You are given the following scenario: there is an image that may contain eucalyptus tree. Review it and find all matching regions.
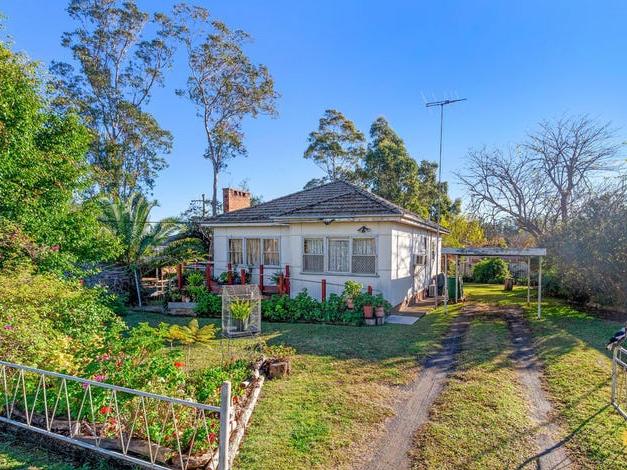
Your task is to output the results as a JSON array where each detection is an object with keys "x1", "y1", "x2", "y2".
[
  {"x1": 51, "y1": 0, "x2": 177, "y2": 198},
  {"x1": 173, "y1": 4, "x2": 278, "y2": 216},
  {"x1": 359, "y1": 117, "x2": 459, "y2": 220},
  {"x1": 303, "y1": 109, "x2": 366, "y2": 182}
]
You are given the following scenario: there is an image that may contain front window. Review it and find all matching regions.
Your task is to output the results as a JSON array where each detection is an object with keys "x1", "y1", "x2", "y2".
[
  {"x1": 228, "y1": 239, "x2": 243, "y2": 266},
  {"x1": 352, "y1": 238, "x2": 376, "y2": 274},
  {"x1": 303, "y1": 238, "x2": 324, "y2": 272},
  {"x1": 328, "y1": 239, "x2": 350, "y2": 273},
  {"x1": 246, "y1": 239, "x2": 260, "y2": 265},
  {"x1": 263, "y1": 238, "x2": 280, "y2": 266}
]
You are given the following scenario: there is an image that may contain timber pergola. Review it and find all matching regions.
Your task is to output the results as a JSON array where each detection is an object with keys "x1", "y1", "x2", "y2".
[{"x1": 441, "y1": 247, "x2": 547, "y2": 317}]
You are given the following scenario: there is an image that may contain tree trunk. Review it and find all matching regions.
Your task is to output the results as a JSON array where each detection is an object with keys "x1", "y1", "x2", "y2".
[
  {"x1": 134, "y1": 268, "x2": 143, "y2": 307},
  {"x1": 212, "y1": 160, "x2": 218, "y2": 216}
]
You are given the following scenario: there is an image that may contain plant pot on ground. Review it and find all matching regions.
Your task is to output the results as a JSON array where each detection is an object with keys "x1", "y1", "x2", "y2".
[
  {"x1": 504, "y1": 277, "x2": 514, "y2": 291},
  {"x1": 373, "y1": 294, "x2": 391, "y2": 318}
]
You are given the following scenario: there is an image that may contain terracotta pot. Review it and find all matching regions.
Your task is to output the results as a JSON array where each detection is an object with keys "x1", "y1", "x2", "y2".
[
  {"x1": 375, "y1": 306, "x2": 385, "y2": 318},
  {"x1": 504, "y1": 278, "x2": 514, "y2": 291},
  {"x1": 346, "y1": 298, "x2": 354, "y2": 310},
  {"x1": 363, "y1": 305, "x2": 374, "y2": 318}
]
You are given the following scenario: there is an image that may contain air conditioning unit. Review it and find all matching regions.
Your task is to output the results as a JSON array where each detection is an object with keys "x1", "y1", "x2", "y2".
[{"x1": 428, "y1": 284, "x2": 437, "y2": 297}]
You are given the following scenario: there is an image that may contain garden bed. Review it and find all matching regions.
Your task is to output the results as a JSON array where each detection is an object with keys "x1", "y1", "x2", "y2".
[{"x1": 0, "y1": 355, "x2": 284, "y2": 470}]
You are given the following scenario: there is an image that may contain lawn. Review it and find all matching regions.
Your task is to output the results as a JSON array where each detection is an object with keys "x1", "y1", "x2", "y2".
[
  {"x1": 411, "y1": 316, "x2": 536, "y2": 469},
  {"x1": 123, "y1": 307, "x2": 459, "y2": 470},
  {"x1": 465, "y1": 283, "x2": 627, "y2": 469}
]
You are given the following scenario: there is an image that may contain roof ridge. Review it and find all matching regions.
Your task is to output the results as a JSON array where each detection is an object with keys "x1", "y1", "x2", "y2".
[{"x1": 209, "y1": 179, "x2": 342, "y2": 219}]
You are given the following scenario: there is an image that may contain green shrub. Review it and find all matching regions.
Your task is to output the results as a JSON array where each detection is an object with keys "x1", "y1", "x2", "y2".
[
  {"x1": 194, "y1": 290, "x2": 222, "y2": 317},
  {"x1": 185, "y1": 271, "x2": 205, "y2": 287},
  {"x1": 342, "y1": 280, "x2": 362, "y2": 299},
  {"x1": 261, "y1": 290, "x2": 368, "y2": 326},
  {"x1": 0, "y1": 268, "x2": 124, "y2": 372},
  {"x1": 472, "y1": 258, "x2": 510, "y2": 284}
]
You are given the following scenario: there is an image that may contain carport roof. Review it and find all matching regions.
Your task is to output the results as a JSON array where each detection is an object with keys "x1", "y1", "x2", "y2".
[{"x1": 441, "y1": 247, "x2": 546, "y2": 256}]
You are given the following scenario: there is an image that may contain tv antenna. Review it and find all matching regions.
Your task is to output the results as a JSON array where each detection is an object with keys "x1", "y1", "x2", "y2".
[{"x1": 425, "y1": 97, "x2": 466, "y2": 307}]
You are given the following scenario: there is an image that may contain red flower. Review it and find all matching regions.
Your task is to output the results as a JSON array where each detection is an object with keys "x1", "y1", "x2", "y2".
[
  {"x1": 232, "y1": 396, "x2": 239, "y2": 404},
  {"x1": 208, "y1": 432, "x2": 217, "y2": 443},
  {"x1": 50, "y1": 245, "x2": 60, "y2": 252},
  {"x1": 99, "y1": 406, "x2": 112, "y2": 415},
  {"x1": 174, "y1": 361, "x2": 185, "y2": 368}
]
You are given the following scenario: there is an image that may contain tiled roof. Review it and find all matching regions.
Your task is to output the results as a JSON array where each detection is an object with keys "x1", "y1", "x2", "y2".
[{"x1": 202, "y1": 180, "x2": 444, "y2": 231}]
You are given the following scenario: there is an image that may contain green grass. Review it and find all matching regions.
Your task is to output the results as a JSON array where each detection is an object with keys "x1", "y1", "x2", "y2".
[
  {"x1": 0, "y1": 431, "x2": 87, "y2": 470},
  {"x1": 465, "y1": 283, "x2": 627, "y2": 469},
  {"x1": 122, "y1": 307, "x2": 460, "y2": 470},
  {"x1": 411, "y1": 317, "x2": 536, "y2": 469}
]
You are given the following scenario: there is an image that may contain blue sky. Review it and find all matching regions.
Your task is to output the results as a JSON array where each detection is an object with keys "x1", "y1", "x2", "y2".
[{"x1": 3, "y1": 1, "x2": 627, "y2": 219}]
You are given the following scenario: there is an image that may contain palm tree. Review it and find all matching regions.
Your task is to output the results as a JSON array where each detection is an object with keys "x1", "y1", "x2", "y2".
[{"x1": 100, "y1": 193, "x2": 204, "y2": 306}]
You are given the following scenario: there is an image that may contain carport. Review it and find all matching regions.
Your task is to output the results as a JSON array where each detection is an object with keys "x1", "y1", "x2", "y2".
[{"x1": 441, "y1": 247, "x2": 547, "y2": 317}]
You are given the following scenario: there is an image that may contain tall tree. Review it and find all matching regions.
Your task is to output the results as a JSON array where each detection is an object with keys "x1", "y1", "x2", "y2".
[
  {"x1": 51, "y1": 0, "x2": 176, "y2": 198},
  {"x1": 0, "y1": 41, "x2": 119, "y2": 272},
  {"x1": 458, "y1": 116, "x2": 619, "y2": 239},
  {"x1": 359, "y1": 117, "x2": 459, "y2": 220},
  {"x1": 303, "y1": 109, "x2": 366, "y2": 182},
  {"x1": 173, "y1": 4, "x2": 278, "y2": 216}
]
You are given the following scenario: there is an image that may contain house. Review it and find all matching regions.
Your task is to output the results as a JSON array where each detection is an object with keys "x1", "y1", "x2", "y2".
[{"x1": 201, "y1": 181, "x2": 447, "y2": 307}]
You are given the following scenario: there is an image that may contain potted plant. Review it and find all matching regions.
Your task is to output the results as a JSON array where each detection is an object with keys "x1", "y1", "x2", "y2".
[
  {"x1": 355, "y1": 292, "x2": 374, "y2": 319},
  {"x1": 373, "y1": 294, "x2": 389, "y2": 318},
  {"x1": 342, "y1": 280, "x2": 362, "y2": 310},
  {"x1": 230, "y1": 299, "x2": 252, "y2": 331}
]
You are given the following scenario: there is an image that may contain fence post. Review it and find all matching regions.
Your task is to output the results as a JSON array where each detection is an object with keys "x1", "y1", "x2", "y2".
[
  {"x1": 285, "y1": 265, "x2": 290, "y2": 296},
  {"x1": 205, "y1": 263, "x2": 212, "y2": 290},
  {"x1": 227, "y1": 263, "x2": 233, "y2": 285},
  {"x1": 259, "y1": 265, "x2": 264, "y2": 294},
  {"x1": 278, "y1": 274, "x2": 284, "y2": 294},
  {"x1": 219, "y1": 381, "x2": 232, "y2": 470},
  {"x1": 367, "y1": 285, "x2": 372, "y2": 295},
  {"x1": 177, "y1": 264, "x2": 183, "y2": 290},
  {"x1": 240, "y1": 268, "x2": 246, "y2": 285},
  {"x1": 321, "y1": 279, "x2": 327, "y2": 302}
]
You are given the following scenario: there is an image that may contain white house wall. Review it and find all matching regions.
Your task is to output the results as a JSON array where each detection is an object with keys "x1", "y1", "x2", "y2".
[{"x1": 211, "y1": 220, "x2": 441, "y2": 307}]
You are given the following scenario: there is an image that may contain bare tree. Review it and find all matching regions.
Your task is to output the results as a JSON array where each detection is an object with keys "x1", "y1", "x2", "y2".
[
  {"x1": 173, "y1": 4, "x2": 278, "y2": 216},
  {"x1": 458, "y1": 116, "x2": 620, "y2": 239}
]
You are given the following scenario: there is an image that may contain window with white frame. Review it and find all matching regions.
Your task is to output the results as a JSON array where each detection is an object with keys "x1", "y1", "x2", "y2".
[
  {"x1": 303, "y1": 238, "x2": 324, "y2": 272},
  {"x1": 228, "y1": 239, "x2": 243, "y2": 266},
  {"x1": 246, "y1": 238, "x2": 261, "y2": 265},
  {"x1": 263, "y1": 238, "x2": 280, "y2": 266},
  {"x1": 328, "y1": 238, "x2": 350, "y2": 273},
  {"x1": 352, "y1": 238, "x2": 376, "y2": 274}
]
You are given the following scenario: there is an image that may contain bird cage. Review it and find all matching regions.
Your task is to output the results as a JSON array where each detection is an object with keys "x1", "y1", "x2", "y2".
[{"x1": 222, "y1": 284, "x2": 262, "y2": 338}]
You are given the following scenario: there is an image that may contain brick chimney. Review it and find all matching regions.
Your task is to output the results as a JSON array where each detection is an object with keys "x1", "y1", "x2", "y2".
[{"x1": 223, "y1": 188, "x2": 251, "y2": 213}]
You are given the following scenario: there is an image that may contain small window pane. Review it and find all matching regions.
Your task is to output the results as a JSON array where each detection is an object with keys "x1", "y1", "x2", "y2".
[
  {"x1": 352, "y1": 238, "x2": 376, "y2": 274},
  {"x1": 263, "y1": 239, "x2": 279, "y2": 266},
  {"x1": 303, "y1": 238, "x2": 324, "y2": 272},
  {"x1": 246, "y1": 239, "x2": 260, "y2": 265},
  {"x1": 328, "y1": 239, "x2": 350, "y2": 272},
  {"x1": 228, "y1": 239, "x2": 243, "y2": 266}
]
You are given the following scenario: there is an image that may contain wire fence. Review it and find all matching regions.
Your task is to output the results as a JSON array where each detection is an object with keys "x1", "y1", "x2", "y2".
[
  {"x1": 0, "y1": 361, "x2": 232, "y2": 470},
  {"x1": 612, "y1": 343, "x2": 627, "y2": 420}
]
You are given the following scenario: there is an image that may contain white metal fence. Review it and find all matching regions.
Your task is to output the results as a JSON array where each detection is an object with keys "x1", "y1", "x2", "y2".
[
  {"x1": 611, "y1": 344, "x2": 627, "y2": 420},
  {"x1": 0, "y1": 360, "x2": 232, "y2": 469}
]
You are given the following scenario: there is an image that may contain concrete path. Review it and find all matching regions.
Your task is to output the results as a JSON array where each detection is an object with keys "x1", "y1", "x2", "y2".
[
  {"x1": 504, "y1": 308, "x2": 575, "y2": 469},
  {"x1": 360, "y1": 311, "x2": 471, "y2": 470}
]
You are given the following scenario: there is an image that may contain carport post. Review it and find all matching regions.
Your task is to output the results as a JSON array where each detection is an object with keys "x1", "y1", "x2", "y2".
[
  {"x1": 455, "y1": 255, "x2": 459, "y2": 303},
  {"x1": 444, "y1": 255, "x2": 448, "y2": 313},
  {"x1": 537, "y1": 256, "x2": 542, "y2": 318},
  {"x1": 527, "y1": 257, "x2": 531, "y2": 305}
]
